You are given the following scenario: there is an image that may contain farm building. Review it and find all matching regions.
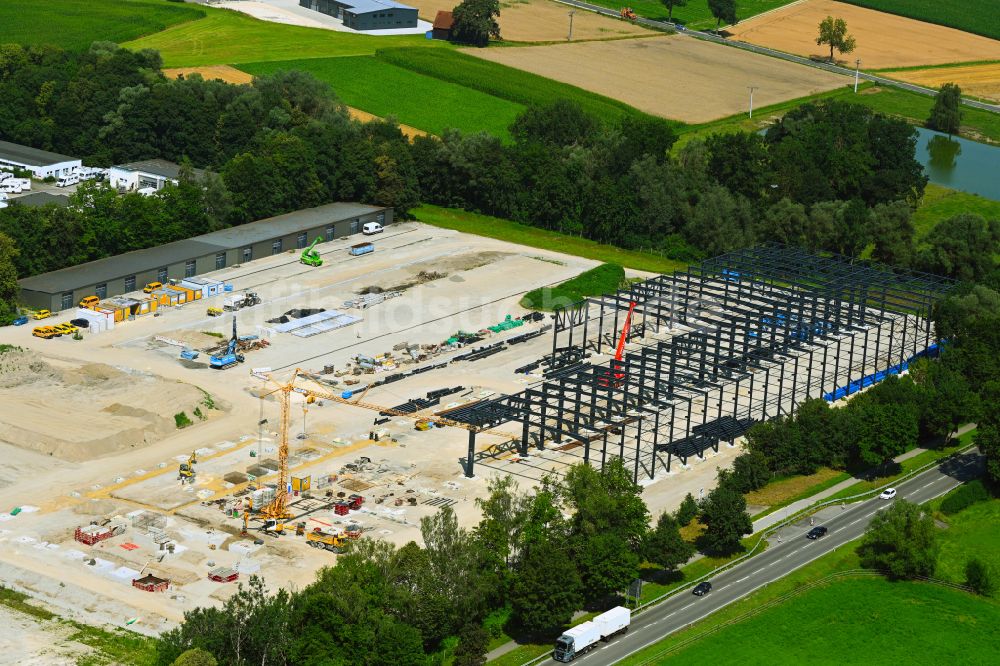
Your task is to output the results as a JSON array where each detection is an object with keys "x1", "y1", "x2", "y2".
[
  {"x1": 0, "y1": 139, "x2": 81, "y2": 179},
  {"x1": 108, "y1": 159, "x2": 208, "y2": 192},
  {"x1": 432, "y1": 10, "x2": 454, "y2": 40},
  {"x1": 18, "y1": 202, "x2": 393, "y2": 312},
  {"x1": 299, "y1": 0, "x2": 418, "y2": 31}
]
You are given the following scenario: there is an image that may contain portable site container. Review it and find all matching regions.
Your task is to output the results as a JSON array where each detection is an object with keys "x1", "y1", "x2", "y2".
[
  {"x1": 75, "y1": 307, "x2": 114, "y2": 333},
  {"x1": 149, "y1": 288, "x2": 179, "y2": 307},
  {"x1": 167, "y1": 284, "x2": 201, "y2": 303},
  {"x1": 181, "y1": 277, "x2": 224, "y2": 299},
  {"x1": 100, "y1": 296, "x2": 151, "y2": 322}
]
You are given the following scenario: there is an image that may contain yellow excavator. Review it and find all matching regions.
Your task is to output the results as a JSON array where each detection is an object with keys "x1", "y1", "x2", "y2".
[{"x1": 178, "y1": 451, "x2": 197, "y2": 483}]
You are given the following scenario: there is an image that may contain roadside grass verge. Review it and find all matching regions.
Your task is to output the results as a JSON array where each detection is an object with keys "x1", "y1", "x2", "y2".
[
  {"x1": 238, "y1": 56, "x2": 523, "y2": 139},
  {"x1": 412, "y1": 204, "x2": 686, "y2": 274},
  {"x1": 122, "y1": 5, "x2": 443, "y2": 67},
  {"x1": 0, "y1": 0, "x2": 203, "y2": 51},
  {"x1": 520, "y1": 264, "x2": 625, "y2": 310},
  {"x1": 747, "y1": 468, "x2": 851, "y2": 521},
  {"x1": 914, "y1": 184, "x2": 1000, "y2": 239}
]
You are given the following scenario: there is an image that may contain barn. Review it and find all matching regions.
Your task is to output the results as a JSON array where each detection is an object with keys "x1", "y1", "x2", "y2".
[
  {"x1": 299, "y1": 0, "x2": 418, "y2": 31},
  {"x1": 432, "y1": 10, "x2": 454, "y2": 40}
]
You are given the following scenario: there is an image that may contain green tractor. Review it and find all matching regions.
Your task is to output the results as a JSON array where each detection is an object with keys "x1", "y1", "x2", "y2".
[{"x1": 300, "y1": 237, "x2": 323, "y2": 267}]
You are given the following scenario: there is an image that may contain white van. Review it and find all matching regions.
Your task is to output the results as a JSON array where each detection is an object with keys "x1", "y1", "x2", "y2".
[
  {"x1": 56, "y1": 173, "x2": 79, "y2": 187},
  {"x1": 363, "y1": 222, "x2": 384, "y2": 235}
]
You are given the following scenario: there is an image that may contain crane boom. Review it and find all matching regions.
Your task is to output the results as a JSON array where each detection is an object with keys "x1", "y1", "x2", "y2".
[{"x1": 614, "y1": 301, "x2": 637, "y2": 362}]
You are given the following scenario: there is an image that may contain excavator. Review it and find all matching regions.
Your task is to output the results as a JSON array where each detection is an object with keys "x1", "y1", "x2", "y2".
[
  {"x1": 209, "y1": 317, "x2": 245, "y2": 370},
  {"x1": 300, "y1": 237, "x2": 323, "y2": 267},
  {"x1": 178, "y1": 451, "x2": 197, "y2": 483},
  {"x1": 598, "y1": 301, "x2": 637, "y2": 390}
]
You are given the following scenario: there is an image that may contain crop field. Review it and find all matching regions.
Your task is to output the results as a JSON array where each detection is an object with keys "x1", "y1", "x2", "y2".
[
  {"x1": 0, "y1": 0, "x2": 203, "y2": 51},
  {"x1": 376, "y1": 48, "x2": 669, "y2": 128},
  {"x1": 238, "y1": 57, "x2": 524, "y2": 139},
  {"x1": 581, "y1": 0, "x2": 793, "y2": 30},
  {"x1": 728, "y1": 0, "x2": 1000, "y2": 68},
  {"x1": 464, "y1": 35, "x2": 848, "y2": 123},
  {"x1": 842, "y1": 0, "x2": 1000, "y2": 41},
  {"x1": 122, "y1": 5, "x2": 442, "y2": 67},
  {"x1": 888, "y1": 63, "x2": 1000, "y2": 103},
  {"x1": 400, "y1": 0, "x2": 653, "y2": 41}
]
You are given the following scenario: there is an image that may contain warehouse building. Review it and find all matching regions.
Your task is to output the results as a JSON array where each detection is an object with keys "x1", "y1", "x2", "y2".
[
  {"x1": 108, "y1": 159, "x2": 208, "y2": 192},
  {"x1": 299, "y1": 0, "x2": 418, "y2": 31},
  {"x1": 18, "y1": 202, "x2": 392, "y2": 312},
  {"x1": 0, "y1": 139, "x2": 81, "y2": 179}
]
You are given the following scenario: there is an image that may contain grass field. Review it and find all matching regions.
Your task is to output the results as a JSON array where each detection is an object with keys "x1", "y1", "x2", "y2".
[
  {"x1": 239, "y1": 57, "x2": 523, "y2": 139},
  {"x1": 521, "y1": 264, "x2": 625, "y2": 310},
  {"x1": 583, "y1": 0, "x2": 793, "y2": 30},
  {"x1": 933, "y1": 496, "x2": 1000, "y2": 593},
  {"x1": 122, "y1": 5, "x2": 442, "y2": 67},
  {"x1": 0, "y1": 0, "x2": 203, "y2": 51},
  {"x1": 913, "y1": 185, "x2": 1000, "y2": 238},
  {"x1": 412, "y1": 205, "x2": 686, "y2": 274},
  {"x1": 375, "y1": 48, "x2": 668, "y2": 128},
  {"x1": 842, "y1": 0, "x2": 1000, "y2": 41}
]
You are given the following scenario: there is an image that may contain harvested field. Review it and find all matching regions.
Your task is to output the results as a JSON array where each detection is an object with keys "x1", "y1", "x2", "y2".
[
  {"x1": 464, "y1": 35, "x2": 849, "y2": 123},
  {"x1": 889, "y1": 63, "x2": 1000, "y2": 103},
  {"x1": 728, "y1": 0, "x2": 1000, "y2": 69},
  {"x1": 403, "y1": 0, "x2": 654, "y2": 41},
  {"x1": 164, "y1": 66, "x2": 428, "y2": 138}
]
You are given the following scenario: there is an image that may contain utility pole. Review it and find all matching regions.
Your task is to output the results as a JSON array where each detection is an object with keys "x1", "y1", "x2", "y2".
[
  {"x1": 747, "y1": 86, "x2": 758, "y2": 119},
  {"x1": 854, "y1": 58, "x2": 862, "y2": 93},
  {"x1": 567, "y1": 10, "x2": 575, "y2": 41}
]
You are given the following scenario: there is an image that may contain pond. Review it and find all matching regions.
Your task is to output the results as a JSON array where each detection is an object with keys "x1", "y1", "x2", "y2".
[{"x1": 914, "y1": 127, "x2": 1000, "y2": 201}]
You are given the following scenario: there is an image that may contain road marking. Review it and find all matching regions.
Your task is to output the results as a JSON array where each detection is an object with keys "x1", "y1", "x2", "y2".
[
  {"x1": 920, "y1": 482, "x2": 934, "y2": 490},
  {"x1": 734, "y1": 576, "x2": 749, "y2": 583},
  {"x1": 664, "y1": 611, "x2": 676, "y2": 618},
  {"x1": 848, "y1": 518, "x2": 863, "y2": 526}
]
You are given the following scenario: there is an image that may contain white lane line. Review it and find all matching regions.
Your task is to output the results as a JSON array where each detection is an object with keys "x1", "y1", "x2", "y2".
[
  {"x1": 849, "y1": 518, "x2": 863, "y2": 526},
  {"x1": 734, "y1": 576, "x2": 749, "y2": 583},
  {"x1": 664, "y1": 611, "x2": 676, "y2": 618},
  {"x1": 920, "y1": 482, "x2": 934, "y2": 490}
]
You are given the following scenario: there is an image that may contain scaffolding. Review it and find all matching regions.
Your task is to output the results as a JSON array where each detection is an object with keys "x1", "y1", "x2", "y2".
[{"x1": 454, "y1": 244, "x2": 955, "y2": 482}]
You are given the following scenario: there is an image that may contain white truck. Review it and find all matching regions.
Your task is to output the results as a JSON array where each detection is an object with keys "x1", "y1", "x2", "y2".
[
  {"x1": 222, "y1": 291, "x2": 262, "y2": 311},
  {"x1": 553, "y1": 606, "x2": 630, "y2": 662}
]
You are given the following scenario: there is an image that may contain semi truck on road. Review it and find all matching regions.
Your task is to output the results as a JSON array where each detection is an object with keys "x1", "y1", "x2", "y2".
[{"x1": 553, "y1": 606, "x2": 630, "y2": 662}]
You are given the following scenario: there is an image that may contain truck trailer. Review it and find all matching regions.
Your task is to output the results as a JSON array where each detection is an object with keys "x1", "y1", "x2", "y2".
[
  {"x1": 349, "y1": 242, "x2": 374, "y2": 256},
  {"x1": 553, "y1": 606, "x2": 630, "y2": 662}
]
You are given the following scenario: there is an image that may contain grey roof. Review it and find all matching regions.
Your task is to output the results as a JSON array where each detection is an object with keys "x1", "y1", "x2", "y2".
[
  {"x1": 339, "y1": 0, "x2": 415, "y2": 13},
  {"x1": 18, "y1": 202, "x2": 383, "y2": 294},
  {"x1": 8, "y1": 192, "x2": 70, "y2": 208},
  {"x1": 112, "y1": 159, "x2": 207, "y2": 180},
  {"x1": 0, "y1": 140, "x2": 78, "y2": 167}
]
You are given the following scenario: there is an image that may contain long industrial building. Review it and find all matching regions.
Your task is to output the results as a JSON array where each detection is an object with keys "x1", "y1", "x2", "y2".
[{"x1": 18, "y1": 202, "x2": 392, "y2": 311}]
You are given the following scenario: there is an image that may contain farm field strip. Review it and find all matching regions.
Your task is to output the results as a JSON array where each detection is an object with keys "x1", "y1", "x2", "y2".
[
  {"x1": 841, "y1": 0, "x2": 1000, "y2": 42},
  {"x1": 887, "y1": 63, "x2": 1000, "y2": 104},
  {"x1": 727, "y1": 0, "x2": 1000, "y2": 69},
  {"x1": 572, "y1": 0, "x2": 796, "y2": 30}
]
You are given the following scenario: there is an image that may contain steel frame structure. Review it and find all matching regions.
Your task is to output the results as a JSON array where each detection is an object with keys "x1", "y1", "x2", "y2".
[{"x1": 454, "y1": 245, "x2": 954, "y2": 481}]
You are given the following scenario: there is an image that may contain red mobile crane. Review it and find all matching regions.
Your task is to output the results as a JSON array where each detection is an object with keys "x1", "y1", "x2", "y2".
[{"x1": 598, "y1": 301, "x2": 637, "y2": 389}]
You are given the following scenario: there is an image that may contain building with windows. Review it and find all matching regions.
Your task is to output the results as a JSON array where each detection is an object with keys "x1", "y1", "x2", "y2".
[
  {"x1": 18, "y1": 202, "x2": 392, "y2": 312},
  {"x1": 0, "y1": 140, "x2": 81, "y2": 179},
  {"x1": 108, "y1": 159, "x2": 208, "y2": 192},
  {"x1": 299, "y1": 0, "x2": 418, "y2": 31}
]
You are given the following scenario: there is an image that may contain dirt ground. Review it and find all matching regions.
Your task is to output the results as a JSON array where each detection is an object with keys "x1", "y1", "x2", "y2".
[
  {"x1": 464, "y1": 34, "x2": 849, "y2": 123},
  {"x1": 163, "y1": 66, "x2": 429, "y2": 138},
  {"x1": 889, "y1": 63, "x2": 1000, "y2": 103},
  {"x1": 728, "y1": 0, "x2": 1000, "y2": 69},
  {"x1": 403, "y1": 0, "x2": 654, "y2": 41}
]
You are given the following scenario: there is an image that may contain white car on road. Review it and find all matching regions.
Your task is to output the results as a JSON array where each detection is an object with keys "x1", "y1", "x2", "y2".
[{"x1": 879, "y1": 488, "x2": 897, "y2": 500}]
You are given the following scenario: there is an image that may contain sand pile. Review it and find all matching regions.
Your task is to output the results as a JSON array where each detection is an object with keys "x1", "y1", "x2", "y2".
[{"x1": 0, "y1": 349, "x2": 223, "y2": 461}]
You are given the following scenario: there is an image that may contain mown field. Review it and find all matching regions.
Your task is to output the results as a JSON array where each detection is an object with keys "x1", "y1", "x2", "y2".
[
  {"x1": 584, "y1": 0, "x2": 793, "y2": 29},
  {"x1": 122, "y1": 5, "x2": 442, "y2": 67},
  {"x1": 521, "y1": 263, "x2": 626, "y2": 310},
  {"x1": 238, "y1": 56, "x2": 524, "y2": 139},
  {"x1": 0, "y1": 0, "x2": 203, "y2": 51},
  {"x1": 933, "y1": 496, "x2": 1000, "y2": 593},
  {"x1": 913, "y1": 185, "x2": 1000, "y2": 238},
  {"x1": 842, "y1": 0, "x2": 1000, "y2": 41}
]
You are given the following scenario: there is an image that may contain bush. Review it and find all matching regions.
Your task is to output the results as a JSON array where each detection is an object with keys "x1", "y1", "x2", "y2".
[
  {"x1": 175, "y1": 412, "x2": 193, "y2": 429},
  {"x1": 520, "y1": 263, "x2": 625, "y2": 311},
  {"x1": 940, "y1": 479, "x2": 989, "y2": 515},
  {"x1": 676, "y1": 492, "x2": 699, "y2": 526},
  {"x1": 482, "y1": 606, "x2": 510, "y2": 639},
  {"x1": 966, "y1": 558, "x2": 997, "y2": 596}
]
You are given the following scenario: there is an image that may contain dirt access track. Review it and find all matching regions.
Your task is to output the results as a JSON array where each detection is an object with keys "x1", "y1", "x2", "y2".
[
  {"x1": 163, "y1": 66, "x2": 428, "y2": 138},
  {"x1": 404, "y1": 0, "x2": 654, "y2": 41},
  {"x1": 889, "y1": 63, "x2": 1000, "y2": 103},
  {"x1": 728, "y1": 0, "x2": 1000, "y2": 69},
  {"x1": 465, "y1": 35, "x2": 848, "y2": 123}
]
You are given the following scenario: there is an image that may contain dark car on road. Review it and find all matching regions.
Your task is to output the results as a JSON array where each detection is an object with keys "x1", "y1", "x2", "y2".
[
  {"x1": 806, "y1": 526, "x2": 828, "y2": 540},
  {"x1": 692, "y1": 581, "x2": 712, "y2": 596}
]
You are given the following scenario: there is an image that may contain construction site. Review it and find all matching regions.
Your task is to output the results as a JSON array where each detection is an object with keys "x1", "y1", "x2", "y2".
[{"x1": 0, "y1": 219, "x2": 953, "y2": 634}]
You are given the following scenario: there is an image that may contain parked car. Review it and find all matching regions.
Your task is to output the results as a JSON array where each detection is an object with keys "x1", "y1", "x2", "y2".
[
  {"x1": 806, "y1": 526, "x2": 828, "y2": 540},
  {"x1": 12, "y1": 315, "x2": 28, "y2": 326},
  {"x1": 33, "y1": 309, "x2": 51, "y2": 320},
  {"x1": 362, "y1": 222, "x2": 384, "y2": 235},
  {"x1": 79, "y1": 295, "x2": 99, "y2": 308},
  {"x1": 32, "y1": 325, "x2": 58, "y2": 339},
  {"x1": 879, "y1": 488, "x2": 897, "y2": 500},
  {"x1": 69, "y1": 318, "x2": 90, "y2": 328},
  {"x1": 692, "y1": 581, "x2": 712, "y2": 596},
  {"x1": 143, "y1": 281, "x2": 163, "y2": 293}
]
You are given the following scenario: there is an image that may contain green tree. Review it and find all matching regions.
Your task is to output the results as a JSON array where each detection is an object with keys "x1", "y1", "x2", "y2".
[
  {"x1": 759, "y1": 198, "x2": 809, "y2": 248},
  {"x1": 575, "y1": 531, "x2": 641, "y2": 599},
  {"x1": 975, "y1": 424, "x2": 1000, "y2": 488},
  {"x1": 707, "y1": 0, "x2": 737, "y2": 31},
  {"x1": 966, "y1": 557, "x2": 997, "y2": 596},
  {"x1": 660, "y1": 0, "x2": 686, "y2": 23},
  {"x1": 511, "y1": 540, "x2": 583, "y2": 632},
  {"x1": 928, "y1": 82, "x2": 963, "y2": 136},
  {"x1": 856, "y1": 401, "x2": 917, "y2": 472},
  {"x1": 914, "y1": 361, "x2": 978, "y2": 443},
  {"x1": 730, "y1": 449, "x2": 771, "y2": 493},
  {"x1": 421, "y1": 505, "x2": 487, "y2": 636},
  {"x1": 919, "y1": 213, "x2": 1000, "y2": 283},
  {"x1": 699, "y1": 480, "x2": 752, "y2": 555},
  {"x1": 816, "y1": 16, "x2": 856, "y2": 62},
  {"x1": 170, "y1": 649, "x2": 217, "y2": 666},
  {"x1": 453, "y1": 623, "x2": 490, "y2": 666},
  {"x1": 704, "y1": 131, "x2": 770, "y2": 201},
  {"x1": 474, "y1": 475, "x2": 529, "y2": 597},
  {"x1": 451, "y1": 0, "x2": 501, "y2": 47},
  {"x1": 0, "y1": 232, "x2": 20, "y2": 324},
  {"x1": 644, "y1": 512, "x2": 695, "y2": 571},
  {"x1": 857, "y1": 500, "x2": 939, "y2": 579},
  {"x1": 511, "y1": 99, "x2": 598, "y2": 148},
  {"x1": 870, "y1": 200, "x2": 916, "y2": 267},
  {"x1": 676, "y1": 492, "x2": 699, "y2": 526}
]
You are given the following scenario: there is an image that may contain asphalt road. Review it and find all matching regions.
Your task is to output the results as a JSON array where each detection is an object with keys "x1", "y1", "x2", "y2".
[
  {"x1": 554, "y1": 0, "x2": 1000, "y2": 115},
  {"x1": 541, "y1": 450, "x2": 982, "y2": 665}
]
